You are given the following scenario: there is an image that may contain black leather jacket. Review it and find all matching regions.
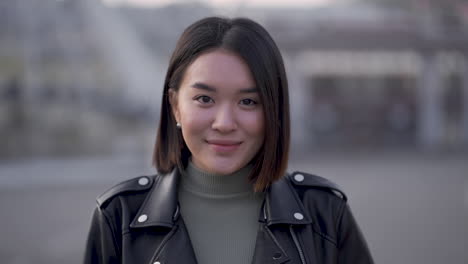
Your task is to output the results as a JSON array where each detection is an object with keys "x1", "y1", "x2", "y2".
[{"x1": 84, "y1": 169, "x2": 374, "y2": 264}]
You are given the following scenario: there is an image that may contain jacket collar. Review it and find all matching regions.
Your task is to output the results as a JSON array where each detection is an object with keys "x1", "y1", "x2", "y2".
[
  {"x1": 261, "y1": 174, "x2": 312, "y2": 226},
  {"x1": 130, "y1": 169, "x2": 311, "y2": 228},
  {"x1": 130, "y1": 169, "x2": 180, "y2": 228}
]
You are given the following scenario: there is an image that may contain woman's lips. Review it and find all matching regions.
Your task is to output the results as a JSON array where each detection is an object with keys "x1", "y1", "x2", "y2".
[{"x1": 206, "y1": 140, "x2": 242, "y2": 152}]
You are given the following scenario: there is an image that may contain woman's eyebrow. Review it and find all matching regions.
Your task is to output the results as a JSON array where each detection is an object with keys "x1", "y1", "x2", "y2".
[
  {"x1": 239, "y1": 87, "x2": 258, "y2": 93},
  {"x1": 191, "y1": 82, "x2": 216, "y2": 92},
  {"x1": 191, "y1": 82, "x2": 258, "y2": 93}
]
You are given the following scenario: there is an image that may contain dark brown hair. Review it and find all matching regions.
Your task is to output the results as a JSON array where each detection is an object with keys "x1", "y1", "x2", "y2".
[{"x1": 153, "y1": 16, "x2": 290, "y2": 191}]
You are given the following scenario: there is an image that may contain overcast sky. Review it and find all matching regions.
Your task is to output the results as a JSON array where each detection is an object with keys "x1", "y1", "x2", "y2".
[{"x1": 102, "y1": 0, "x2": 338, "y2": 8}]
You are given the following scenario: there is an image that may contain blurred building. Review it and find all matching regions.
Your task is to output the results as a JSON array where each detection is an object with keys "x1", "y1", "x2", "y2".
[
  {"x1": 262, "y1": 1, "x2": 468, "y2": 152},
  {"x1": 1, "y1": 0, "x2": 467, "y2": 158},
  {"x1": 0, "y1": 0, "x2": 170, "y2": 158}
]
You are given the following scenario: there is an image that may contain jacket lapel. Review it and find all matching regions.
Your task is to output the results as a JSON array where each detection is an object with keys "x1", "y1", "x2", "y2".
[
  {"x1": 251, "y1": 224, "x2": 291, "y2": 264},
  {"x1": 150, "y1": 217, "x2": 198, "y2": 264},
  {"x1": 261, "y1": 175, "x2": 312, "y2": 226},
  {"x1": 252, "y1": 175, "x2": 313, "y2": 264},
  {"x1": 130, "y1": 169, "x2": 180, "y2": 229},
  {"x1": 128, "y1": 169, "x2": 198, "y2": 264}
]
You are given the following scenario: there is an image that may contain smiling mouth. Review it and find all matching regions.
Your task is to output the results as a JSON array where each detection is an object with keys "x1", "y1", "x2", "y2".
[
  {"x1": 206, "y1": 140, "x2": 242, "y2": 146},
  {"x1": 206, "y1": 140, "x2": 242, "y2": 152}
]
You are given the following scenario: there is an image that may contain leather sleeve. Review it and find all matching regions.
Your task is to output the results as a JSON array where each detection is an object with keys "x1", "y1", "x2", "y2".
[
  {"x1": 83, "y1": 207, "x2": 120, "y2": 264},
  {"x1": 336, "y1": 202, "x2": 374, "y2": 264}
]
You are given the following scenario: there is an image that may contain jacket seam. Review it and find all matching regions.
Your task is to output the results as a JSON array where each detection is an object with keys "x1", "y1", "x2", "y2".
[
  {"x1": 294, "y1": 226, "x2": 310, "y2": 263},
  {"x1": 335, "y1": 199, "x2": 347, "y2": 248},
  {"x1": 311, "y1": 226, "x2": 338, "y2": 247},
  {"x1": 100, "y1": 205, "x2": 123, "y2": 257}
]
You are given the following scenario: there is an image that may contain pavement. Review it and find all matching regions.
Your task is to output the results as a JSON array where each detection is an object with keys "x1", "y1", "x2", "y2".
[{"x1": 0, "y1": 151, "x2": 467, "y2": 264}]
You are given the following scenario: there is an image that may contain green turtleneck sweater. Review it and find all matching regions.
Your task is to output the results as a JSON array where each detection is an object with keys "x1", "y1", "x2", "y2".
[{"x1": 178, "y1": 160, "x2": 265, "y2": 264}]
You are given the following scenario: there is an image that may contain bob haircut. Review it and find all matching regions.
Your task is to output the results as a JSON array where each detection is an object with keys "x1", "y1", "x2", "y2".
[{"x1": 153, "y1": 16, "x2": 290, "y2": 191}]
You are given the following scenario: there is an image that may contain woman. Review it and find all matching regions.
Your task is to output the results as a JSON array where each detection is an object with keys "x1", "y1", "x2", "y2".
[{"x1": 84, "y1": 17, "x2": 374, "y2": 264}]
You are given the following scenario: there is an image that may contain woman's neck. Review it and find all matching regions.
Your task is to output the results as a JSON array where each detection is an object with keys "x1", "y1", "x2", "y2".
[{"x1": 180, "y1": 159, "x2": 254, "y2": 197}]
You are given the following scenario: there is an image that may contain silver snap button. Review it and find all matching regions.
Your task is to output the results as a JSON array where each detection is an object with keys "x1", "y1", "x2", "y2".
[
  {"x1": 273, "y1": 252, "x2": 282, "y2": 259},
  {"x1": 138, "y1": 214, "x2": 148, "y2": 223},
  {"x1": 294, "y1": 212, "x2": 304, "y2": 220},
  {"x1": 138, "y1": 177, "x2": 149, "y2": 186},
  {"x1": 153, "y1": 262, "x2": 161, "y2": 264},
  {"x1": 294, "y1": 174, "x2": 304, "y2": 182}
]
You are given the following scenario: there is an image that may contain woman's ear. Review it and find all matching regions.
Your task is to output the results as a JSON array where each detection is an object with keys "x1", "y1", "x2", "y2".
[{"x1": 168, "y1": 89, "x2": 180, "y2": 123}]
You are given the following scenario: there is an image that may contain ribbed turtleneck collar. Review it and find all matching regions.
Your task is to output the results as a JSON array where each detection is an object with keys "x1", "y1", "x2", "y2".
[{"x1": 180, "y1": 159, "x2": 254, "y2": 198}]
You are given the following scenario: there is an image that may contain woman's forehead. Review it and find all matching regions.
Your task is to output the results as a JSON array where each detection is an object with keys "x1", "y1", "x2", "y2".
[{"x1": 180, "y1": 50, "x2": 256, "y2": 91}]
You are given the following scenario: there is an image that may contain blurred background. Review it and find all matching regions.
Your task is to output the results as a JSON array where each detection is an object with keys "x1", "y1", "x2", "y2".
[{"x1": 0, "y1": 0, "x2": 467, "y2": 263}]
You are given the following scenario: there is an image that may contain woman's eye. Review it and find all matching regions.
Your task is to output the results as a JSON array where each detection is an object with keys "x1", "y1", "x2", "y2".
[
  {"x1": 240, "y1": 98, "x2": 257, "y2": 106},
  {"x1": 195, "y1": 95, "x2": 213, "y2": 104}
]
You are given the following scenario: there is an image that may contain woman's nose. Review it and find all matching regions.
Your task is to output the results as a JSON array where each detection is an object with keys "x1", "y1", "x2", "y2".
[{"x1": 211, "y1": 105, "x2": 237, "y2": 133}]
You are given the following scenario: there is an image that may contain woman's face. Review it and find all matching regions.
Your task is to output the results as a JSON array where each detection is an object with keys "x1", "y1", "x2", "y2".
[{"x1": 170, "y1": 49, "x2": 265, "y2": 175}]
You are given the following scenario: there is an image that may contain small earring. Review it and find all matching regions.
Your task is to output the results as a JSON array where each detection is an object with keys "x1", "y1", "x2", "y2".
[{"x1": 176, "y1": 122, "x2": 181, "y2": 128}]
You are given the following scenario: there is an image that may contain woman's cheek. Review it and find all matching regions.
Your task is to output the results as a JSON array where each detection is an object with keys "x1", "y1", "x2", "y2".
[
  {"x1": 244, "y1": 110, "x2": 265, "y2": 134},
  {"x1": 181, "y1": 107, "x2": 212, "y2": 131}
]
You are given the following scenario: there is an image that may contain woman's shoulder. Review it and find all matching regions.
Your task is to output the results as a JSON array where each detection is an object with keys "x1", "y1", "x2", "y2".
[
  {"x1": 286, "y1": 171, "x2": 347, "y2": 202},
  {"x1": 96, "y1": 175, "x2": 158, "y2": 208}
]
